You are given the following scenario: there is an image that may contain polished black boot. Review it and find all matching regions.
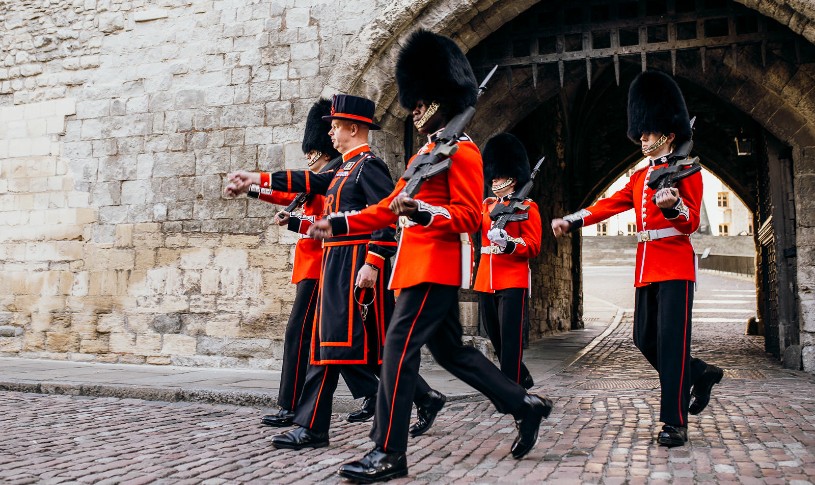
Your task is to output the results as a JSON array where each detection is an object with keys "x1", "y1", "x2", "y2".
[
  {"x1": 347, "y1": 395, "x2": 376, "y2": 423},
  {"x1": 521, "y1": 373, "x2": 534, "y2": 390},
  {"x1": 657, "y1": 424, "x2": 688, "y2": 447},
  {"x1": 338, "y1": 446, "x2": 408, "y2": 483},
  {"x1": 511, "y1": 394, "x2": 553, "y2": 459},
  {"x1": 271, "y1": 426, "x2": 329, "y2": 450},
  {"x1": 689, "y1": 364, "x2": 724, "y2": 415},
  {"x1": 261, "y1": 408, "x2": 295, "y2": 427},
  {"x1": 409, "y1": 390, "x2": 446, "y2": 437}
]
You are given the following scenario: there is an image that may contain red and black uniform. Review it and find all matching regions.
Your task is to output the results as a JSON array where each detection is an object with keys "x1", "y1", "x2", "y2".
[
  {"x1": 565, "y1": 155, "x2": 709, "y2": 427},
  {"x1": 270, "y1": 144, "x2": 431, "y2": 433},
  {"x1": 473, "y1": 196, "x2": 542, "y2": 385},
  {"x1": 253, "y1": 159, "x2": 378, "y2": 412},
  {"x1": 329, "y1": 135, "x2": 530, "y2": 453}
]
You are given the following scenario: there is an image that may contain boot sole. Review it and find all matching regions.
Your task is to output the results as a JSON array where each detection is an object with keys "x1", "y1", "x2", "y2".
[
  {"x1": 511, "y1": 398, "x2": 553, "y2": 459},
  {"x1": 272, "y1": 440, "x2": 329, "y2": 450},
  {"x1": 688, "y1": 368, "x2": 724, "y2": 415},
  {"x1": 658, "y1": 435, "x2": 687, "y2": 447},
  {"x1": 409, "y1": 395, "x2": 447, "y2": 437},
  {"x1": 261, "y1": 419, "x2": 294, "y2": 427},
  {"x1": 338, "y1": 468, "x2": 408, "y2": 483}
]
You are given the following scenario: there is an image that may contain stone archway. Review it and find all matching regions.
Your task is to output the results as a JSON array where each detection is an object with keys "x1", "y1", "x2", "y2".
[{"x1": 324, "y1": 0, "x2": 815, "y2": 370}]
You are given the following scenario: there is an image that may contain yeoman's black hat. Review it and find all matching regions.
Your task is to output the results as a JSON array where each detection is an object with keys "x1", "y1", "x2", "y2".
[{"x1": 322, "y1": 94, "x2": 381, "y2": 130}]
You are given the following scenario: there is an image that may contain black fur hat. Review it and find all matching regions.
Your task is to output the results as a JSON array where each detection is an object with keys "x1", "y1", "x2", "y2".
[
  {"x1": 396, "y1": 29, "x2": 478, "y2": 117},
  {"x1": 302, "y1": 98, "x2": 340, "y2": 158},
  {"x1": 483, "y1": 133, "x2": 531, "y2": 187},
  {"x1": 627, "y1": 70, "x2": 692, "y2": 145}
]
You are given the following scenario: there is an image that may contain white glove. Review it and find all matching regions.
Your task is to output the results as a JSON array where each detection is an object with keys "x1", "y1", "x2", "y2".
[{"x1": 487, "y1": 228, "x2": 508, "y2": 250}]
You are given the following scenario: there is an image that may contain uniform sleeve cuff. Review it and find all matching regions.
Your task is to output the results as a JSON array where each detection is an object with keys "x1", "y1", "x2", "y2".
[
  {"x1": 502, "y1": 241, "x2": 517, "y2": 254},
  {"x1": 329, "y1": 215, "x2": 349, "y2": 236},
  {"x1": 364, "y1": 252, "x2": 385, "y2": 271}
]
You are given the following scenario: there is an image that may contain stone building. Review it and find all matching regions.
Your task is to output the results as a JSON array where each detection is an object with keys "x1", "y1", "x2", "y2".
[{"x1": 1, "y1": 0, "x2": 814, "y2": 371}]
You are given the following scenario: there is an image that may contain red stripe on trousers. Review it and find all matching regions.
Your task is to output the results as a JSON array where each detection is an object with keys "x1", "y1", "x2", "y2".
[{"x1": 383, "y1": 286, "x2": 431, "y2": 450}]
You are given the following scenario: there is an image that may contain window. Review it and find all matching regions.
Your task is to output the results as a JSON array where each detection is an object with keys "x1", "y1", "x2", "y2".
[
  {"x1": 627, "y1": 223, "x2": 637, "y2": 235},
  {"x1": 718, "y1": 223, "x2": 729, "y2": 236},
  {"x1": 596, "y1": 223, "x2": 608, "y2": 236},
  {"x1": 717, "y1": 192, "x2": 729, "y2": 208}
]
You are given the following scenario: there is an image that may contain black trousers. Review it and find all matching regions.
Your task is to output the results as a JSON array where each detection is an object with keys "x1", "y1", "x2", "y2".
[
  {"x1": 293, "y1": 362, "x2": 432, "y2": 433},
  {"x1": 371, "y1": 284, "x2": 528, "y2": 453},
  {"x1": 633, "y1": 280, "x2": 709, "y2": 427},
  {"x1": 479, "y1": 288, "x2": 532, "y2": 385},
  {"x1": 278, "y1": 279, "x2": 380, "y2": 411}
]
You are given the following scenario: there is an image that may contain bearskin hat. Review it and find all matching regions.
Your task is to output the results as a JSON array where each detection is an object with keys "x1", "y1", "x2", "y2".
[
  {"x1": 396, "y1": 29, "x2": 478, "y2": 117},
  {"x1": 302, "y1": 98, "x2": 340, "y2": 158},
  {"x1": 483, "y1": 133, "x2": 531, "y2": 187},
  {"x1": 626, "y1": 70, "x2": 692, "y2": 145}
]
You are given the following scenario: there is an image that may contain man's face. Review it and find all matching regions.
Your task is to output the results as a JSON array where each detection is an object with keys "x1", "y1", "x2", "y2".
[
  {"x1": 412, "y1": 100, "x2": 442, "y2": 134},
  {"x1": 305, "y1": 150, "x2": 327, "y2": 172},
  {"x1": 329, "y1": 120, "x2": 355, "y2": 151},
  {"x1": 640, "y1": 131, "x2": 675, "y2": 156},
  {"x1": 491, "y1": 177, "x2": 516, "y2": 198}
]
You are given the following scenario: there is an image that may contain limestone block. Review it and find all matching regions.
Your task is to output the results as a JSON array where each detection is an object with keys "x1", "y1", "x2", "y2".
[
  {"x1": 205, "y1": 314, "x2": 241, "y2": 338},
  {"x1": 245, "y1": 126, "x2": 275, "y2": 145},
  {"x1": 152, "y1": 152, "x2": 196, "y2": 178},
  {"x1": 200, "y1": 269, "x2": 220, "y2": 294},
  {"x1": 109, "y1": 331, "x2": 136, "y2": 353},
  {"x1": 290, "y1": 41, "x2": 319, "y2": 61},
  {"x1": 76, "y1": 99, "x2": 110, "y2": 119},
  {"x1": 70, "y1": 271, "x2": 89, "y2": 296},
  {"x1": 180, "y1": 247, "x2": 212, "y2": 269},
  {"x1": 249, "y1": 81, "x2": 281, "y2": 103},
  {"x1": 0, "y1": 337, "x2": 23, "y2": 353},
  {"x1": 46, "y1": 332, "x2": 80, "y2": 352},
  {"x1": 80, "y1": 334, "x2": 110, "y2": 354},
  {"x1": 220, "y1": 105, "x2": 265, "y2": 128},
  {"x1": 97, "y1": 313, "x2": 125, "y2": 334},
  {"x1": 284, "y1": 7, "x2": 311, "y2": 28},
  {"x1": 23, "y1": 331, "x2": 45, "y2": 352},
  {"x1": 133, "y1": 333, "x2": 162, "y2": 356},
  {"x1": 190, "y1": 295, "x2": 217, "y2": 313},
  {"x1": 161, "y1": 334, "x2": 197, "y2": 356},
  {"x1": 197, "y1": 336, "x2": 274, "y2": 358},
  {"x1": 803, "y1": 344, "x2": 815, "y2": 373}
]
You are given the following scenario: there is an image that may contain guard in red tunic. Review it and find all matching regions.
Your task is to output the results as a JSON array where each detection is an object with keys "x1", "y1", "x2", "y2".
[
  {"x1": 551, "y1": 70, "x2": 724, "y2": 447},
  {"x1": 234, "y1": 94, "x2": 440, "y2": 450},
  {"x1": 308, "y1": 30, "x2": 553, "y2": 482},
  {"x1": 474, "y1": 133, "x2": 541, "y2": 389},
  {"x1": 223, "y1": 99, "x2": 379, "y2": 427}
]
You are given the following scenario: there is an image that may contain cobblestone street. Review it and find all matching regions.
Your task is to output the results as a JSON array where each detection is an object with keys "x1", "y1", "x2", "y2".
[{"x1": 1, "y1": 270, "x2": 814, "y2": 484}]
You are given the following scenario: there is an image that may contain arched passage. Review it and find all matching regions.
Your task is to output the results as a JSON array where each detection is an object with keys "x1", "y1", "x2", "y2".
[{"x1": 325, "y1": 0, "x2": 815, "y2": 371}]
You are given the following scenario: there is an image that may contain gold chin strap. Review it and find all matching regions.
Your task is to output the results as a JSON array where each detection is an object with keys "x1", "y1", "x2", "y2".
[
  {"x1": 492, "y1": 178, "x2": 514, "y2": 192},
  {"x1": 415, "y1": 102, "x2": 440, "y2": 130},
  {"x1": 306, "y1": 151, "x2": 323, "y2": 167},
  {"x1": 642, "y1": 134, "x2": 668, "y2": 155}
]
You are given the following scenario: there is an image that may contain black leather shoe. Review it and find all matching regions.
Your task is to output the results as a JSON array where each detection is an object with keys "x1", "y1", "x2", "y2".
[
  {"x1": 657, "y1": 425, "x2": 688, "y2": 447},
  {"x1": 689, "y1": 364, "x2": 724, "y2": 415},
  {"x1": 347, "y1": 395, "x2": 376, "y2": 423},
  {"x1": 261, "y1": 408, "x2": 295, "y2": 427},
  {"x1": 521, "y1": 374, "x2": 534, "y2": 390},
  {"x1": 271, "y1": 427, "x2": 329, "y2": 450},
  {"x1": 409, "y1": 390, "x2": 446, "y2": 437},
  {"x1": 338, "y1": 446, "x2": 408, "y2": 483},
  {"x1": 511, "y1": 394, "x2": 553, "y2": 459}
]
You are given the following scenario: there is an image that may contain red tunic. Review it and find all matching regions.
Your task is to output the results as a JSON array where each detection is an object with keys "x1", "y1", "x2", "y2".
[
  {"x1": 576, "y1": 158, "x2": 702, "y2": 287},
  {"x1": 329, "y1": 137, "x2": 483, "y2": 289},
  {"x1": 473, "y1": 198, "x2": 542, "y2": 292},
  {"x1": 252, "y1": 188, "x2": 325, "y2": 284}
]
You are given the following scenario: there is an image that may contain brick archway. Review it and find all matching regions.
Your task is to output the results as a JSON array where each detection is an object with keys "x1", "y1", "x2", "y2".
[{"x1": 328, "y1": 0, "x2": 815, "y2": 370}]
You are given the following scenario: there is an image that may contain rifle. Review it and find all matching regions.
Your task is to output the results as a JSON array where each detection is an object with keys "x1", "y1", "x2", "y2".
[
  {"x1": 400, "y1": 65, "x2": 499, "y2": 197},
  {"x1": 489, "y1": 155, "x2": 545, "y2": 230},
  {"x1": 646, "y1": 117, "x2": 701, "y2": 202}
]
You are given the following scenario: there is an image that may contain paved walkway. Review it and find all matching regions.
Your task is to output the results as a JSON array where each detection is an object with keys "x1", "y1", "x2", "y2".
[{"x1": 2, "y1": 269, "x2": 814, "y2": 483}]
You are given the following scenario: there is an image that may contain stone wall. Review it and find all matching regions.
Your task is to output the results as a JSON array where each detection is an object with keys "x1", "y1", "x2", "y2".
[{"x1": 0, "y1": 0, "x2": 394, "y2": 368}]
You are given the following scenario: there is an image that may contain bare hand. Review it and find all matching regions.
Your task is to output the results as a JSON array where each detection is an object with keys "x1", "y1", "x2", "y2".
[
  {"x1": 223, "y1": 171, "x2": 260, "y2": 197},
  {"x1": 551, "y1": 218, "x2": 570, "y2": 237},
  {"x1": 308, "y1": 219, "x2": 333, "y2": 240},
  {"x1": 389, "y1": 193, "x2": 419, "y2": 216},
  {"x1": 654, "y1": 188, "x2": 679, "y2": 209},
  {"x1": 355, "y1": 264, "x2": 378, "y2": 288},
  {"x1": 274, "y1": 211, "x2": 290, "y2": 226}
]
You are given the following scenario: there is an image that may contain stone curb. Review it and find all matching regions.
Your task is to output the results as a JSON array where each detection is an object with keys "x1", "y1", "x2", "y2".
[{"x1": 0, "y1": 379, "x2": 477, "y2": 412}]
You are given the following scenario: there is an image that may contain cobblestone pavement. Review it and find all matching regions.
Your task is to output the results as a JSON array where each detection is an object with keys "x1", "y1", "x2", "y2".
[{"x1": 1, "y1": 271, "x2": 814, "y2": 484}]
